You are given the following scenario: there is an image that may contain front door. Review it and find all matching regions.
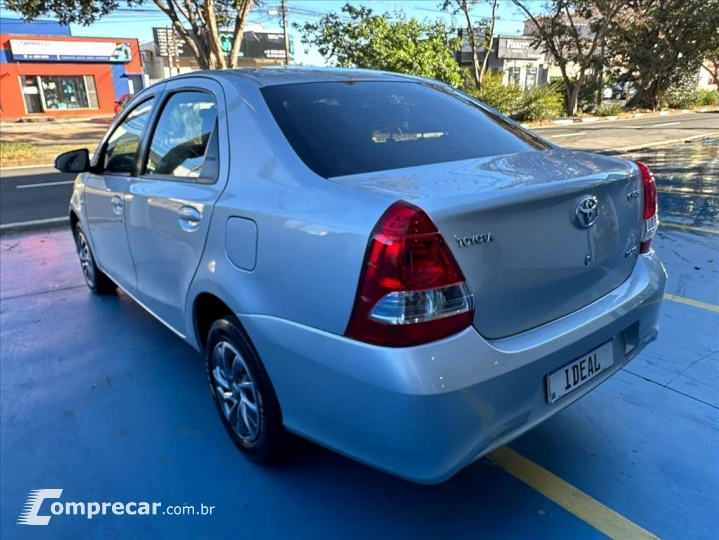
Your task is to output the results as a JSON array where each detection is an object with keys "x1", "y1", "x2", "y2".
[
  {"x1": 125, "y1": 81, "x2": 228, "y2": 334},
  {"x1": 84, "y1": 97, "x2": 156, "y2": 293}
]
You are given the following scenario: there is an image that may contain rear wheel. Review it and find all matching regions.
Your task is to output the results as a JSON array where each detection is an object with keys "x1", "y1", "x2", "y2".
[
  {"x1": 205, "y1": 316, "x2": 287, "y2": 463},
  {"x1": 73, "y1": 225, "x2": 117, "y2": 295}
]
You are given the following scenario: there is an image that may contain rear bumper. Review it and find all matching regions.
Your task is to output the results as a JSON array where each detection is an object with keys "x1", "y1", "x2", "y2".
[{"x1": 240, "y1": 251, "x2": 666, "y2": 484}]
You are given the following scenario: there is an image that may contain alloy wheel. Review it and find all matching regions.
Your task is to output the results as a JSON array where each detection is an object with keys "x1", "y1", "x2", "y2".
[
  {"x1": 211, "y1": 341, "x2": 261, "y2": 442},
  {"x1": 75, "y1": 230, "x2": 95, "y2": 287}
]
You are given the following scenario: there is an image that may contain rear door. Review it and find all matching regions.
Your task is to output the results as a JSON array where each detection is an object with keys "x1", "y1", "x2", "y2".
[
  {"x1": 125, "y1": 78, "x2": 228, "y2": 335},
  {"x1": 83, "y1": 97, "x2": 156, "y2": 293}
]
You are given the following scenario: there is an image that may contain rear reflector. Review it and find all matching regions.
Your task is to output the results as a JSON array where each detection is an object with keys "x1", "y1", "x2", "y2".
[
  {"x1": 636, "y1": 162, "x2": 658, "y2": 253},
  {"x1": 345, "y1": 201, "x2": 474, "y2": 347}
]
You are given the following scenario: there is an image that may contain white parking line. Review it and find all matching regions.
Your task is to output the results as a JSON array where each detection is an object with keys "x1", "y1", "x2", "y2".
[
  {"x1": 0, "y1": 217, "x2": 68, "y2": 231},
  {"x1": 16, "y1": 180, "x2": 75, "y2": 189},
  {"x1": 550, "y1": 132, "x2": 587, "y2": 139},
  {"x1": 652, "y1": 121, "x2": 681, "y2": 128}
]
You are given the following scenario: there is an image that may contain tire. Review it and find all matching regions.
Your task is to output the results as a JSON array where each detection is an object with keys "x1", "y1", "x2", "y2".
[
  {"x1": 205, "y1": 316, "x2": 287, "y2": 463},
  {"x1": 73, "y1": 224, "x2": 117, "y2": 295}
]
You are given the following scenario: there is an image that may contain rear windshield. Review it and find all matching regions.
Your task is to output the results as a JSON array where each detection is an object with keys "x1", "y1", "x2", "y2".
[{"x1": 261, "y1": 81, "x2": 550, "y2": 178}]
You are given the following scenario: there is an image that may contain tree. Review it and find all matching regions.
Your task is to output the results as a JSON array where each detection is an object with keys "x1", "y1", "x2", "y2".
[
  {"x1": 295, "y1": 4, "x2": 463, "y2": 87},
  {"x1": 6, "y1": 0, "x2": 257, "y2": 70},
  {"x1": 440, "y1": 0, "x2": 499, "y2": 89},
  {"x1": 702, "y1": 53, "x2": 719, "y2": 92},
  {"x1": 511, "y1": 0, "x2": 624, "y2": 116},
  {"x1": 607, "y1": 0, "x2": 719, "y2": 109}
]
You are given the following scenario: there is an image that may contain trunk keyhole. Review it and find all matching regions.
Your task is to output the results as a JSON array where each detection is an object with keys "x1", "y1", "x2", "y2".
[{"x1": 584, "y1": 255, "x2": 592, "y2": 266}]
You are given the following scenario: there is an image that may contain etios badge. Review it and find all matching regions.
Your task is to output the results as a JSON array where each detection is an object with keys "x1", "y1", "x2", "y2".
[{"x1": 575, "y1": 196, "x2": 599, "y2": 228}]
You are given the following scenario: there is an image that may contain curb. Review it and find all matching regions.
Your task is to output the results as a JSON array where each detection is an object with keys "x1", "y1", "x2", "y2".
[
  {"x1": 533, "y1": 108, "x2": 715, "y2": 130},
  {"x1": 599, "y1": 132, "x2": 719, "y2": 155},
  {"x1": 1, "y1": 163, "x2": 56, "y2": 172},
  {"x1": 0, "y1": 216, "x2": 68, "y2": 235}
]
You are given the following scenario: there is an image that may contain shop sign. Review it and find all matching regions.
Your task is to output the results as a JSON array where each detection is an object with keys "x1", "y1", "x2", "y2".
[{"x1": 9, "y1": 40, "x2": 132, "y2": 62}]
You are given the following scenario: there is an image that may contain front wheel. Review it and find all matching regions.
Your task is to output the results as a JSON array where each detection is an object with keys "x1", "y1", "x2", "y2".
[
  {"x1": 205, "y1": 316, "x2": 287, "y2": 463},
  {"x1": 73, "y1": 225, "x2": 117, "y2": 295}
]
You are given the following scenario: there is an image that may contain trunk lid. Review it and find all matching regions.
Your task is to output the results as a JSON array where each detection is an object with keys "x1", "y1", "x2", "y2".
[{"x1": 332, "y1": 149, "x2": 643, "y2": 339}]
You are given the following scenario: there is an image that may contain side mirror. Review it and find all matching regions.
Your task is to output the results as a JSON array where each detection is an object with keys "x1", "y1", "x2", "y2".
[{"x1": 55, "y1": 148, "x2": 90, "y2": 174}]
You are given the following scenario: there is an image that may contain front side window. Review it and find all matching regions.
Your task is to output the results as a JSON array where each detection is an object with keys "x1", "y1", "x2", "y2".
[
  {"x1": 144, "y1": 91, "x2": 218, "y2": 180},
  {"x1": 104, "y1": 98, "x2": 155, "y2": 174},
  {"x1": 261, "y1": 81, "x2": 549, "y2": 178}
]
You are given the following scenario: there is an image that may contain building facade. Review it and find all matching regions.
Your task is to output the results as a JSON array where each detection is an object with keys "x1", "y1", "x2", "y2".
[
  {"x1": 0, "y1": 18, "x2": 144, "y2": 120},
  {"x1": 457, "y1": 32, "x2": 582, "y2": 90}
]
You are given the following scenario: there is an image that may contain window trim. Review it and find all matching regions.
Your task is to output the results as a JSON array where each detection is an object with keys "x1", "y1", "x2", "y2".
[
  {"x1": 99, "y1": 96, "x2": 157, "y2": 177},
  {"x1": 138, "y1": 88, "x2": 220, "y2": 185}
]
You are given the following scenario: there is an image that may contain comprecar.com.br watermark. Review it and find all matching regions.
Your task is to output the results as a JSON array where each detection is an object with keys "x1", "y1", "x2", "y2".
[{"x1": 18, "y1": 489, "x2": 215, "y2": 526}]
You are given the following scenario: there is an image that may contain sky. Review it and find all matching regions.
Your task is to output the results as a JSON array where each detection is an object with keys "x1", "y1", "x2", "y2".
[{"x1": 0, "y1": 0, "x2": 531, "y2": 66}]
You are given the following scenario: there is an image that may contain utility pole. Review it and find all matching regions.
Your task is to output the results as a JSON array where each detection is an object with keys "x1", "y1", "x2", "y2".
[{"x1": 281, "y1": 0, "x2": 290, "y2": 66}]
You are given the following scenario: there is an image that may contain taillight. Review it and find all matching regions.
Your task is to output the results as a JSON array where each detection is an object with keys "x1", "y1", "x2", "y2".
[
  {"x1": 345, "y1": 201, "x2": 474, "y2": 347},
  {"x1": 636, "y1": 162, "x2": 658, "y2": 253}
]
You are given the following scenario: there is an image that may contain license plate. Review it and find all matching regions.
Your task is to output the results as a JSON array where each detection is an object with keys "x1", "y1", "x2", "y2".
[{"x1": 546, "y1": 342, "x2": 613, "y2": 404}]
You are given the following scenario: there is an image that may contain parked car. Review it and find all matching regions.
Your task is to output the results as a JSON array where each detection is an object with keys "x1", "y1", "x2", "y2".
[
  {"x1": 603, "y1": 84, "x2": 632, "y2": 101},
  {"x1": 56, "y1": 68, "x2": 666, "y2": 484}
]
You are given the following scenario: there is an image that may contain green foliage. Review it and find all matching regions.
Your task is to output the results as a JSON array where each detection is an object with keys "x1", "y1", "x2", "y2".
[
  {"x1": 515, "y1": 84, "x2": 564, "y2": 122},
  {"x1": 697, "y1": 89, "x2": 719, "y2": 107},
  {"x1": 595, "y1": 103, "x2": 624, "y2": 117},
  {"x1": 295, "y1": 4, "x2": 463, "y2": 87},
  {"x1": 608, "y1": 0, "x2": 719, "y2": 110},
  {"x1": 663, "y1": 86, "x2": 701, "y2": 110},
  {"x1": 464, "y1": 70, "x2": 521, "y2": 115}
]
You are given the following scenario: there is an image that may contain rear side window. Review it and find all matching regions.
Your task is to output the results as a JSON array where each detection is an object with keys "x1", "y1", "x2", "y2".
[
  {"x1": 144, "y1": 91, "x2": 218, "y2": 181},
  {"x1": 261, "y1": 81, "x2": 550, "y2": 178}
]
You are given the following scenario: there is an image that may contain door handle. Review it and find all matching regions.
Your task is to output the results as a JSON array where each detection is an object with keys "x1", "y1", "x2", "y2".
[
  {"x1": 178, "y1": 205, "x2": 201, "y2": 231},
  {"x1": 110, "y1": 195, "x2": 124, "y2": 215}
]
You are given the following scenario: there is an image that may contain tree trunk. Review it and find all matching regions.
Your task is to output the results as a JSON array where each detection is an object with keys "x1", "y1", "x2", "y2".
[
  {"x1": 462, "y1": 7, "x2": 481, "y2": 87},
  {"x1": 229, "y1": 0, "x2": 254, "y2": 69},
  {"x1": 558, "y1": 63, "x2": 574, "y2": 117},
  {"x1": 478, "y1": 0, "x2": 499, "y2": 89},
  {"x1": 567, "y1": 70, "x2": 587, "y2": 117},
  {"x1": 204, "y1": 0, "x2": 227, "y2": 69}
]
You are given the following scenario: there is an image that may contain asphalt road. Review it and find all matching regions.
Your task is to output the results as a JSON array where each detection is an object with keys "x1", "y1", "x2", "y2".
[
  {"x1": 535, "y1": 111, "x2": 719, "y2": 152},
  {"x1": 0, "y1": 166, "x2": 75, "y2": 231}
]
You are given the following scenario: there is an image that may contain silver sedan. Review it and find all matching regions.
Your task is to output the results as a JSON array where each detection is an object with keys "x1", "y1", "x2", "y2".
[{"x1": 56, "y1": 68, "x2": 666, "y2": 484}]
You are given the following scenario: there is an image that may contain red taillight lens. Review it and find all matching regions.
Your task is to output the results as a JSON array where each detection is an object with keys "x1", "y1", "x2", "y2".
[
  {"x1": 345, "y1": 201, "x2": 474, "y2": 347},
  {"x1": 636, "y1": 162, "x2": 658, "y2": 253}
]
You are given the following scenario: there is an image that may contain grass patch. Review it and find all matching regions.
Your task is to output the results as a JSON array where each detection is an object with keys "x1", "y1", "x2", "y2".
[
  {"x1": 0, "y1": 141, "x2": 40, "y2": 164},
  {"x1": 595, "y1": 103, "x2": 624, "y2": 117}
]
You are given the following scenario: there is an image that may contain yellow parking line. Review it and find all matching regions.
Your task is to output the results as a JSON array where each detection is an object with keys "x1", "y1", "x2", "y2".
[
  {"x1": 665, "y1": 294, "x2": 719, "y2": 313},
  {"x1": 490, "y1": 447, "x2": 660, "y2": 539},
  {"x1": 660, "y1": 222, "x2": 719, "y2": 235},
  {"x1": 656, "y1": 189, "x2": 717, "y2": 199}
]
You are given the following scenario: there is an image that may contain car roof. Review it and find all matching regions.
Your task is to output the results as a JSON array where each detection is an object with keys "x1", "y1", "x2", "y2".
[{"x1": 171, "y1": 67, "x2": 424, "y2": 88}]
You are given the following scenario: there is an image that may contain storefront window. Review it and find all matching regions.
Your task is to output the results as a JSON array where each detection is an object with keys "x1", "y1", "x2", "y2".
[
  {"x1": 525, "y1": 67, "x2": 538, "y2": 90},
  {"x1": 507, "y1": 67, "x2": 521, "y2": 87},
  {"x1": 20, "y1": 76, "x2": 43, "y2": 114},
  {"x1": 19, "y1": 75, "x2": 99, "y2": 113}
]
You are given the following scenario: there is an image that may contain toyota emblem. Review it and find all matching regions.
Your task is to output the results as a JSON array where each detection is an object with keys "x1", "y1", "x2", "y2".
[{"x1": 575, "y1": 196, "x2": 599, "y2": 228}]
